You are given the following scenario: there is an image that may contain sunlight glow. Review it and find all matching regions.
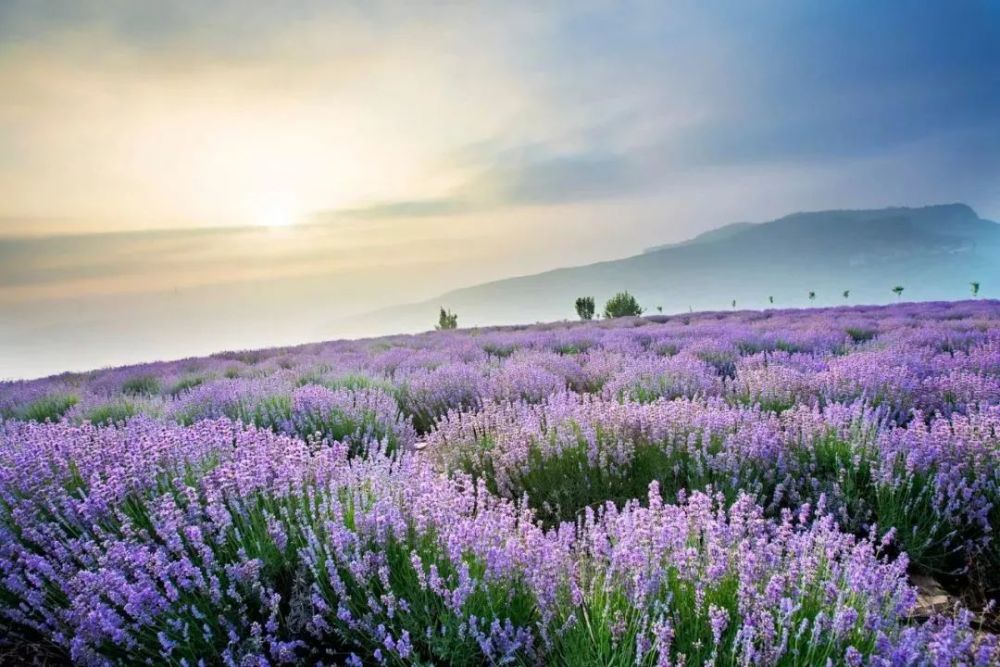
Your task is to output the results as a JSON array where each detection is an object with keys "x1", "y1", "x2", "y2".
[{"x1": 252, "y1": 193, "x2": 298, "y2": 228}]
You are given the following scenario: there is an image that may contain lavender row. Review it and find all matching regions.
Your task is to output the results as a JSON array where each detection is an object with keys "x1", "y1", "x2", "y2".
[
  {"x1": 1, "y1": 300, "x2": 998, "y2": 664},
  {"x1": 430, "y1": 394, "x2": 1000, "y2": 573},
  {"x1": 3, "y1": 301, "x2": 999, "y2": 432},
  {"x1": 1, "y1": 418, "x2": 995, "y2": 665}
]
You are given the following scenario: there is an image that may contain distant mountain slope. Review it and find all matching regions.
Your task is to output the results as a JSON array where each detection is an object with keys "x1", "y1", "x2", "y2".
[
  {"x1": 643, "y1": 221, "x2": 757, "y2": 253},
  {"x1": 349, "y1": 204, "x2": 1000, "y2": 333}
]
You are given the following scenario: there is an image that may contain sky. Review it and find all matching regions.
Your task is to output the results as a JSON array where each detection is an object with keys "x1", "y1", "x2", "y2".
[{"x1": 1, "y1": 1, "x2": 1000, "y2": 378}]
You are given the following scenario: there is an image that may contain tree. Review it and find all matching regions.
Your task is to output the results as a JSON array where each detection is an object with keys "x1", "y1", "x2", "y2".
[
  {"x1": 843, "y1": 290, "x2": 850, "y2": 300},
  {"x1": 574, "y1": 296, "x2": 595, "y2": 321},
  {"x1": 971, "y1": 281, "x2": 980, "y2": 298},
  {"x1": 435, "y1": 307, "x2": 458, "y2": 330},
  {"x1": 808, "y1": 291, "x2": 816, "y2": 302},
  {"x1": 604, "y1": 291, "x2": 643, "y2": 318},
  {"x1": 656, "y1": 306, "x2": 663, "y2": 313},
  {"x1": 731, "y1": 299, "x2": 736, "y2": 310},
  {"x1": 892, "y1": 285, "x2": 904, "y2": 300},
  {"x1": 768, "y1": 295, "x2": 774, "y2": 305}
]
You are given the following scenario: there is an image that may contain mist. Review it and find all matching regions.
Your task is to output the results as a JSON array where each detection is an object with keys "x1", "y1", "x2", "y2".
[{"x1": 2, "y1": 2, "x2": 999, "y2": 378}]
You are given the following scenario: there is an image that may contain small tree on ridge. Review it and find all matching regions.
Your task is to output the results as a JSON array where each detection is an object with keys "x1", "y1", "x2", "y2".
[
  {"x1": 604, "y1": 291, "x2": 643, "y2": 319},
  {"x1": 436, "y1": 307, "x2": 458, "y2": 330},
  {"x1": 574, "y1": 296, "x2": 595, "y2": 321}
]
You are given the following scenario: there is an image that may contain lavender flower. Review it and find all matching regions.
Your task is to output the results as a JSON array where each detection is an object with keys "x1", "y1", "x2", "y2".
[{"x1": 1, "y1": 299, "x2": 998, "y2": 665}]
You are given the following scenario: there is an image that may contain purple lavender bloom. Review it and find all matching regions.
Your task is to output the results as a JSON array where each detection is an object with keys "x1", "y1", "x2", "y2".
[{"x1": 1, "y1": 300, "x2": 998, "y2": 665}]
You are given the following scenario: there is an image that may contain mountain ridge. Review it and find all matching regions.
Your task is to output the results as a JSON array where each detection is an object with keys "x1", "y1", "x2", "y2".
[
  {"x1": 643, "y1": 221, "x2": 757, "y2": 253},
  {"x1": 343, "y1": 203, "x2": 999, "y2": 335}
]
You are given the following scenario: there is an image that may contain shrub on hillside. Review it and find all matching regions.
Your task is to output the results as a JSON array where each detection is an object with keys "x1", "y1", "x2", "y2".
[
  {"x1": 436, "y1": 307, "x2": 458, "y2": 330},
  {"x1": 604, "y1": 291, "x2": 643, "y2": 318},
  {"x1": 574, "y1": 296, "x2": 595, "y2": 320}
]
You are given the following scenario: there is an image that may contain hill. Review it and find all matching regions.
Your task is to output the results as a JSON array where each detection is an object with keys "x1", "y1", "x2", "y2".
[
  {"x1": 642, "y1": 221, "x2": 757, "y2": 253},
  {"x1": 350, "y1": 203, "x2": 1000, "y2": 332}
]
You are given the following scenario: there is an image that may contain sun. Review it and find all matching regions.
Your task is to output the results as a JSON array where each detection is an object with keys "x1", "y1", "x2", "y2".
[{"x1": 251, "y1": 193, "x2": 299, "y2": 228}]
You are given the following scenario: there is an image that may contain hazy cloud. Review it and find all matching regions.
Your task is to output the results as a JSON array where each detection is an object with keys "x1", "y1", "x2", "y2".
[
  {"x1": 2, "y1": 1, "x2": 999, "y2": 234},
  {"x1": 332, "y1": 198, "x2": 473, "y2": 220},
  {"x1": 3, "y1": 1, "x2": 1000, "y2": 378}
]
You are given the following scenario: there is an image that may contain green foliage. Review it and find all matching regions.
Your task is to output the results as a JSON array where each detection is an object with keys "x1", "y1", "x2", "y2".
[
  {"x1": 481, "y1": 341, "x2": 517, "y2": 358},
  {"x1": 435, "y1": 307, "x2": 458, "y2": 330},
  {"x1": 312, "y1": 529, "x2": 538, "y2": 665},
  {"x1": 654, "y1": 342, "x2": 679, "y2": 357},
  {"x1": 298, "y1": 372, "x2": 396, "y2": 396},
  {"x1": 843, "y1": 289, "x2": 850, "y2": 299},
  {"x1": 452, "y1": 427, "x2": 747, "y2": 527},
  {"x1": 552, "y1": 573, "x2": 753, "y2": 667},
  {"x1": 697, "y1": 350, "x2": 737, "y2": 379},
  {"x1": 808, "y1": 291, "x2": 816, "y2": 301},
  {"x1": 970, "y1": 281, "x2": 980, "y2": 298},
  {"x1": 168, "y1": 375, "x2": 205, "y2": 397},
  {"x1": 5, "y1": 453, "x2": 536, "y2": 664},
  {"x1": 574, "y1": 296, "x2": 596, "y2": 321},
  {"x1": 296, "y1": 405, "x2": 400, "y2": 458},
  {"x1": 121, "y1": 374, "x2": 161, "y2": 396},
  {"x1": 773, "y1": 339, "x2": 804, "y2": 353},
  {"x1": 448, "y1": 424, "x2": 978, "y2": 573},
  {"x1": 550, "y1": 585, "x2": 650, "y2": 667},
  {"x1": 176, "y1": 394, "x2": 292, "y2": 430},
  {"x1": 603, "y1": 291, "x2": 643, "y2": 319},
  {"x1": 802, "y1": 434, "x2": 964, "y2": 573},
  {"x1": 985, "y1": 481, "x2": 1000, "y2": 578},
  {"x1": 892, "y1": 285, "x2": 904, "y2": 299},
  {"x1": 845, "y1": 327, "x2": 876, "y2": 343},
  {"x1": 231, "y1": 395, "x2": 293, "y2": 430},
  {"x1": 729, "y1": 390, "x2": 798, "y2": 414},
  {"x1": 15, "y1": 394, "x2": 78, "y2": 423},
  {"x1": 613, "y1": 374, "x2": 698, "y2": 405},
  {"x1": 84, "y1": 401, "x2": 138, "y2": 425}
]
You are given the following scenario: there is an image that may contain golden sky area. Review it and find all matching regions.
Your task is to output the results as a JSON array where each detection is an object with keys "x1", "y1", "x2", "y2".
[
  {"x1": 0, "y1": 12, "x2": 531, "y2": 232},
  {"x1": 1, "y1": 2, "x2": 998, "y2": 378}
]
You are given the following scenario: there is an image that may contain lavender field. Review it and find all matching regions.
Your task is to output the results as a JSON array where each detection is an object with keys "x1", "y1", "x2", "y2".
[{"x1": 2, "y1": 301, "x2": 999, "y2": 665}]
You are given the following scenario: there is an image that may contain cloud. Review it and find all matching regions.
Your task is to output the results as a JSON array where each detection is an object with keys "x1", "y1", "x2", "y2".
[
  {"x1": 471, "y1": 149, "x2": 649, "y2": 206},
  {"x1": 328, "y1": 142, "x2": 659, "y2": 221},
  {"x1": 2, "y1": 1, "x2": 1000, "y2": 232},
  {"x1": 333, "y1": 198, "x2": 473, "y2": 220}
]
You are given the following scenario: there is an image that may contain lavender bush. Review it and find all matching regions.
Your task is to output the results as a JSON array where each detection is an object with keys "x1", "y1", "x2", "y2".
[{"x1": 1, "y1": 300, "x2": 998, "y2": 664}]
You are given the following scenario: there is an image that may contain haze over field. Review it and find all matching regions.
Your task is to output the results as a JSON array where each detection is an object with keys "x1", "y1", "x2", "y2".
[
  {"x1": 356, "y1": 203, "x2": 1000, "y2": 332},
  {"x1": 1, "y1": 2, "x2": 999, "y2": 378}
]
